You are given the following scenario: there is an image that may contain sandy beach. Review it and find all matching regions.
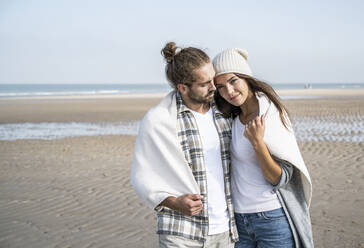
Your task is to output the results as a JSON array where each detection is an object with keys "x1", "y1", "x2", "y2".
[{"x1": 0, "y1": 89, "x2": 363, "y2": 248}]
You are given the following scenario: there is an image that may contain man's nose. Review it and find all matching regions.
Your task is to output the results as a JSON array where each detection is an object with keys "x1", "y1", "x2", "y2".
[{"x1": 209, "y1": 81, "x2": 216, "y2": 91}]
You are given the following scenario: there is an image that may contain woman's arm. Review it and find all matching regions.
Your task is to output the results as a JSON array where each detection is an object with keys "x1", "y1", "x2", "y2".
[
  {"x1": 244, "y1": 115, "x2": 282, "y2": 184},
  {"x1": 272, "y1": 159, "x2": 294, "y2": 189}
]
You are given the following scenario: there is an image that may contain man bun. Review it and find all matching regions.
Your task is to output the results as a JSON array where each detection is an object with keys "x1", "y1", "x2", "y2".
[
  {"x1": 161, "y1": 42, "x2": 177, "y2": 63},
  {"x1": 161, "y1": 41, "x2": 210, "y2": 89}
]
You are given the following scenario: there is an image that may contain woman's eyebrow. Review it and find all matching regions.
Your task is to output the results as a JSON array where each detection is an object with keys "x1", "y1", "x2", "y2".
[{"x1": 227, "y1": 76, "x2": 236, "y2": 82}]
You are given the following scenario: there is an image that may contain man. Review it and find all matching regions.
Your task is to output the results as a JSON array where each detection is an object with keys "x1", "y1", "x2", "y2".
[{"x1": 131, "y1": 42, "x2": 238, "y2": 247}]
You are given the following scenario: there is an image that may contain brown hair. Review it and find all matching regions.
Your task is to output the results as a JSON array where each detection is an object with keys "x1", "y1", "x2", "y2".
[
  {"x1": 215, "y1": 74, "x2": 291, "y2": 129},
  {"x1": 161, "y1": 42, "x2": 210, "y2": 89}
]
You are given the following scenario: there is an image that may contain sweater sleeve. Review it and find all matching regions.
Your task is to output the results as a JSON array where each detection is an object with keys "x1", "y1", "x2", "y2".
[{"x1": 272, "y1": 159, "x2": 294, "y2": 190}]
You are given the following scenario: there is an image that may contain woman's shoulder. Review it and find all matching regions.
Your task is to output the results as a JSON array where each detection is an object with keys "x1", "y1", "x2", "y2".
[{"x1": 256, "y1": 92, "x2": 279, "y2": 117}]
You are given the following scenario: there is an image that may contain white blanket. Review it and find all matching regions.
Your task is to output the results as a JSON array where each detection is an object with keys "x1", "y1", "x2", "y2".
[
  {"x1": 130, "y1": 91, "x2": 200, "y2": 209},
  {"x1": 130, "y1": 91, "x2": 312, "y2": 209},
  {"x1": 257, "y1": 92, "x2": 312, "y2": 206}
]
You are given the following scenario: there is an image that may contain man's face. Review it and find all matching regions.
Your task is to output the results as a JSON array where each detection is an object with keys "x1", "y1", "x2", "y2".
[{"x1": 186, "y1": 63, "x2": 216, "y2": 104}]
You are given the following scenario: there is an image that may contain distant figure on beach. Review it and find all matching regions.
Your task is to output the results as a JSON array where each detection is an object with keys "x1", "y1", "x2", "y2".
[
  {"x1": 213, "y1": 48, "x2": 314, "y2": 247},
  {"x1": 131, "y1": 42, "x2": 238, "y2": 247}
]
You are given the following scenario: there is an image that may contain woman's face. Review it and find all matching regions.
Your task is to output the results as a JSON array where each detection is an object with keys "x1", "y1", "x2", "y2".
[{"x1": 215, "y1": 73, "x2": 251, "y2": 106}]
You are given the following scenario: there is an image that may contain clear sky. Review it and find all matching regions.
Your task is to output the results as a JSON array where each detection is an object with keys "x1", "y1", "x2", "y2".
[{"x1": 0, "y1": 0, "x2": 363, "y2": 84}]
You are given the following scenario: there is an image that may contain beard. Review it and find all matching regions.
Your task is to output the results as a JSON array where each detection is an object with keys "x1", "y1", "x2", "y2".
[{"x1": 187, "y1": 89, "x2": 215, "y2": 104}]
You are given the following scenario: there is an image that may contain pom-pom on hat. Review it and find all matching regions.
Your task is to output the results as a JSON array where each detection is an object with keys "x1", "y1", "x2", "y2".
[{"x1": 212, "y1": 48, "x2": 253, "y2": 77}]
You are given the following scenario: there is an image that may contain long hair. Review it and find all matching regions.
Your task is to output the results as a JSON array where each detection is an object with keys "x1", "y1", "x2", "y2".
[{"x1": 215, "y1": 73, "x2": 291, "y2": 129}]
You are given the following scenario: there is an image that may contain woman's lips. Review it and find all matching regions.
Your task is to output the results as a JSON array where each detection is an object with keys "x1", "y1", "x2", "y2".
[{"x1": 230, "y1": 94, "x2": 240, "y2": 101}]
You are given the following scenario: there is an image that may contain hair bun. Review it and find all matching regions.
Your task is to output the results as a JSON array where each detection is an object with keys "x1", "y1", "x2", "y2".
[{"x1": 161, "y1": 42, "x2": 178, "y2": 63}]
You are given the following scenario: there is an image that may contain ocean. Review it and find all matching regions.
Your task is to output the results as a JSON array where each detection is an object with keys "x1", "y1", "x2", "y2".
[
  {"x1": 0, "y1": 83, "x2": 363, "y2": 98},
  {"x1": 0, "y1": 84, "x2": 171, "y2": 98}
]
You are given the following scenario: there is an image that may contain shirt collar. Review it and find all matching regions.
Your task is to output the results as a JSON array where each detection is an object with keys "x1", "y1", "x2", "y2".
[{"x1": 176, "y1": 91, "x2": 189, "y2": 114}]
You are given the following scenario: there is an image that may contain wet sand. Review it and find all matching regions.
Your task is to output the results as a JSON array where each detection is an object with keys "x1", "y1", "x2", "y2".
[{"x1": 0, "y1": 89, "x2": 363, "y2": 247}]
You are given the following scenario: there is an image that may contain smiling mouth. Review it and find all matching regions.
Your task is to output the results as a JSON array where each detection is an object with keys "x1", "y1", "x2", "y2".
[{"x1": 230, "y1": 94, "x2": 240, "y2": 101}]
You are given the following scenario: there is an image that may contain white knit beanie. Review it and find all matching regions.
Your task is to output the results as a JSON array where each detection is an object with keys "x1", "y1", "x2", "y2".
[{"x1": 212, "y1": 48, "x2": 253, "y2": 77}]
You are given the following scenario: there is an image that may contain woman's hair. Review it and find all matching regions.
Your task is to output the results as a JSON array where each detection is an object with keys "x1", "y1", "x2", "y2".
[
  {"x1": 215, "y1": 73, "x2": 291, "y2": 129},
  {"x1": 161, "y1": 42, "x2": 210, "y2": 89}
]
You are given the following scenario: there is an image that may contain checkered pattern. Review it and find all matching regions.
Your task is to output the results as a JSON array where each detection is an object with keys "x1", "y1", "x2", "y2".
[{"x1": 156, "y1": 92, "x2": 238, "y2": 242}]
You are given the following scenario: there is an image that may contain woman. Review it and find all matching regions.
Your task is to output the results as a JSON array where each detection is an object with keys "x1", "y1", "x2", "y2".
[{"x1": 212, "y1": 48, "x2": 313, "y2": 248}]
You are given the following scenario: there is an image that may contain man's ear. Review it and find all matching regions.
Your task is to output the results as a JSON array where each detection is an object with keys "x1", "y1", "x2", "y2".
[{"x1": 177, "y1": 83, "x2": 188, "y2": 95}]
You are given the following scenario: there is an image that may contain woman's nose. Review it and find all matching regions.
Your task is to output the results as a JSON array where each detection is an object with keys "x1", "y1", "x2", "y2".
[{"x1": 226, "y1": 84, "x2": 234, "y2": 95}]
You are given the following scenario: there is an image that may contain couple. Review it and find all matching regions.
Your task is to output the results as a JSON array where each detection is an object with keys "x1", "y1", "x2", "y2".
[{"x1": 131, "y1": 42, "x2": 313, "y2": 248}]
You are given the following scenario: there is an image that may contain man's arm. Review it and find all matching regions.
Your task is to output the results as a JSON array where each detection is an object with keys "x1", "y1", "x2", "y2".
[{"x1": 159, "y1": 194, "x2": 203, "y2": 216}]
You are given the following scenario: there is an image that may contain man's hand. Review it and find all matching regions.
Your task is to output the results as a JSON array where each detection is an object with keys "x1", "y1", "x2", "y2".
[
  {"x1": 160, "y1": 194, "x2": 203, "y2": 216},
  {"x1": 175, "y1": 194, "x2": 203, "y2": 216}
]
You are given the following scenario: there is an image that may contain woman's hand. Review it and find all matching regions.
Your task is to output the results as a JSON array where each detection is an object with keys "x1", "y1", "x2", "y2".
[
  {"x1": 244, "y1": 115, "x2": 281, "y2": 184},
  {"x1": 244, "y1": 115, "x2": 265, "y2": 148}
]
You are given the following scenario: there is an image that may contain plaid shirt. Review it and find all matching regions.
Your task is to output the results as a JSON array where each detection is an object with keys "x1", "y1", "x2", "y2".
[{"x1": 156, "y1": 92, "x2": 238, "y2": 242}]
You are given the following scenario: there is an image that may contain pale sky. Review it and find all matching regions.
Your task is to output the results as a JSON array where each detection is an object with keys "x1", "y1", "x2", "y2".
[{"x1": 0, "y1": 0, "x2": 363, "y2": 84}]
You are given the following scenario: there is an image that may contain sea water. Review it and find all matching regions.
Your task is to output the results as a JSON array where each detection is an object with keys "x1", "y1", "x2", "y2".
[
  {"x1": 0, "y1": 121, "x2": 139, "y2": 141},
  {"x1": 0, "y1": 83, "x2": 363, "y2": 98},
  {"x1": 0, "y1": 84, "x2": 171, "y2": 98},
  {"x1": 1, "y1": 116, "x2": 364, "y2": 142},
  {"x1": 1, "y1": 83, "x2": 364, "y2": 141}
]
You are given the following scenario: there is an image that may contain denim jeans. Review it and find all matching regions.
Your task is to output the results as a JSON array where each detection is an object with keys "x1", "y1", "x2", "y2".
[{"x1": 234, "y1": 208, "x2": 294, "y2": 248}]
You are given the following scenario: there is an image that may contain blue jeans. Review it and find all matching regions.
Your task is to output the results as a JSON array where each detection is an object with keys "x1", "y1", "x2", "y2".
[{"x1": 234, "y1": 208, "x2": 294, "y2": 248}]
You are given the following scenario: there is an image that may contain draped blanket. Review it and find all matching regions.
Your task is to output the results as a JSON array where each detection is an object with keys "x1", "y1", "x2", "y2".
[
  {"x1": 130, "y1": 91, "x2": 199, "y2": 209},
  {"x1": 256, "y1": 92, "x2": 313, "y2": 247},
  {"x1": 131, "y1": 90, "x2": 313, "y2": 246},
  {"x1": 257, "y1": 92, "x2": 312, "y2": 207}
]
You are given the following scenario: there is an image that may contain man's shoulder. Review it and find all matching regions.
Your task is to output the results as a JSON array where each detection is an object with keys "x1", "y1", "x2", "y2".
[{"x1": 141, "y1": 91, "x2": 176, "y2": 126}]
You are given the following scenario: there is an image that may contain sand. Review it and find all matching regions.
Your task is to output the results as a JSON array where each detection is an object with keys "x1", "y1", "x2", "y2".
[
  {"x1": 0, "y1": 96, "x2": 163, "y2": 124},
  {"x1": 0, "y1": 89, "x2": 363, "y2": 248}
]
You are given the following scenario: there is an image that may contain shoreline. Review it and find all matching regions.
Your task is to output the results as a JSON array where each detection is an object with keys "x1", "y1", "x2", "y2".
[
  {"x1": 278, "y1": 88, "x2": 364, "y2": 97},
  {"x1": 0, "y1": 88, "x2": 364, "y2": 101},
  {"x1": 1, "y1": 90, "x2": 364, "y2": 125},
  {"x1": 0, "y1": 92, "x2": 168, "y2": 101},
  {"x1": 1, "y1": 113, "x2": 364, "y2": 142},
  {"x1": 1, "y1": 94, "x2": 364, "y2": 142}
]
